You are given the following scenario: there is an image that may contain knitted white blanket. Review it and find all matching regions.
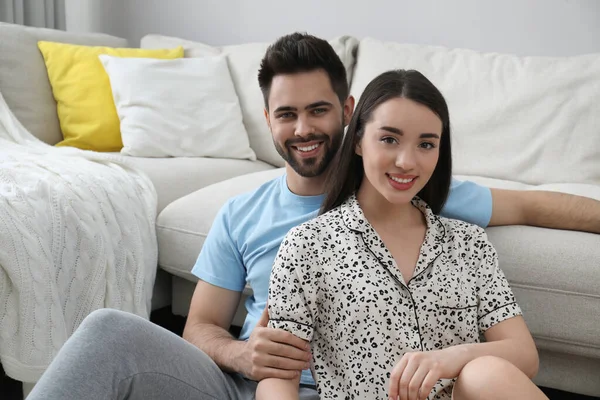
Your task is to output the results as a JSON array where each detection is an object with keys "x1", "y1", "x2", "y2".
[{"x1": 0, "y1": 92, "x2": 158, "y2": 382}]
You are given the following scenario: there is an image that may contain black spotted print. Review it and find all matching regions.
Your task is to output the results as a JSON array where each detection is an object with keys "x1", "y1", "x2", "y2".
[{"x1": 268, "y1": 194, "x2": 522, "y2": 399}]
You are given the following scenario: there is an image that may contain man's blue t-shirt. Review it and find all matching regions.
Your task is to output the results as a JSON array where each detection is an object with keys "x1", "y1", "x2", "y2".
[{"x1": 191, "y1": 174, "x2": 492, "y2": 386}]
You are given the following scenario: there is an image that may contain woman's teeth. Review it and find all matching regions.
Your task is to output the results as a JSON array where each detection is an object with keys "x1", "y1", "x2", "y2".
[{"x1": 389, "y1": 176, "x2": 415, "y2": 183}]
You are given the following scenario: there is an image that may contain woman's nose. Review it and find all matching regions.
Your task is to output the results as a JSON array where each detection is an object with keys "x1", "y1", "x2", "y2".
[{"x1": 395, "y1": 149, "x2": 416, "y2": 170}]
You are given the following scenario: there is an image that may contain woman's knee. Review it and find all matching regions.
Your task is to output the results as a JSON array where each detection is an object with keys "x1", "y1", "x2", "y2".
[
  {"x1": 454, "y1": 356, "x2": 521, "y2": 397},
  {"x1": 463, "y1": 356, "x2": 516, "y2": 377},
  {"x1": 454, "y1": 356, "x2": 547, "y2": 400}
]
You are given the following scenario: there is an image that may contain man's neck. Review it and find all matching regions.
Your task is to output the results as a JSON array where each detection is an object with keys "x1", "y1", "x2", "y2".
[{"x1": 285, "y1": 164, "x2": 327, "y2": 196}]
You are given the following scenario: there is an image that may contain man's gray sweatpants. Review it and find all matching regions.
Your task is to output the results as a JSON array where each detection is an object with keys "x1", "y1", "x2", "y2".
[{"x1": 27, "y1": 309, "x2": 319, "y2": 399}]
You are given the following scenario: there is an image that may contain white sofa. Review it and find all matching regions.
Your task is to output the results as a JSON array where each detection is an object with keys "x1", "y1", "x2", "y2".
[{"x1": 1, "y1": 22, "x2": 600, "y2": 397}]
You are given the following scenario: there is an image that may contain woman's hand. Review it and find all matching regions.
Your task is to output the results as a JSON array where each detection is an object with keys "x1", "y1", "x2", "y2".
[{"x1": 388, "y1": 348, "x2": 467, "y2": 400}]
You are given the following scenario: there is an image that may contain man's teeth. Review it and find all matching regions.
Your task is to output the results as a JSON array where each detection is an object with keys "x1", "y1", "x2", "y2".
[
  {"x1": 389, "y1": 176, "x2": 415, "y2": 183},
  {"x1": 297, "y1": 143, "x2": 320, "y2": 152}
]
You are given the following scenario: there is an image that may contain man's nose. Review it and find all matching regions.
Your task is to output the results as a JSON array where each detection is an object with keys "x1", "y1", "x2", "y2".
[{"x1": 294, "y1": 115, "x2": 314, "y2": 138}]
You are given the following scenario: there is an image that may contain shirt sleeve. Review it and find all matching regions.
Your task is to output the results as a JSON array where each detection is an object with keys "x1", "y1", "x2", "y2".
[
  {"x1": 474, "y1": 229, "x2": 523, "y2": 333},
  {"x1": 441, "y1": 178, "x2": 492, "y2": 227},
  {"x1": 267, "y1": 226, "x2": 320, "y2": 342},
  {"x1": 191, "y1": 200, "x2": 246, "y2": 292}
]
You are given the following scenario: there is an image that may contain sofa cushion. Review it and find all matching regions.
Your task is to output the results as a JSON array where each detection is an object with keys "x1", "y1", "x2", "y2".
[
  {"x1": 156, "y1": 168, "x2": 285, "y2": 279},
  {"x1": 0, "y1": 22, "x2": 128, "y2": 145},
  {"x1": 140, "y1": 34, "x2": 359, "y2": 168},
  {"x1": 350, "y1": 38, "x2": 600, "y2": 186},
  {"x1": 487, "y1": 225, "x2": 600, "y2": 358},
  {"x1": 455, "y1": 176, "x2": 600, "y2": 355},
  {"x1": 120, "y1": 155, "x2": 275, "y2": 213}
]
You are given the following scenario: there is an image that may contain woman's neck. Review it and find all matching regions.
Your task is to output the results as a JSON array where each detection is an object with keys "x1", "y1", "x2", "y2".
[{"x1": 356, "y1": 181, "x2": 422, "y2": 229}]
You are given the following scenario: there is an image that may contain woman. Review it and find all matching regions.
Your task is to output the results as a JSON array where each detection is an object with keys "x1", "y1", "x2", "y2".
[{"x1": 257, "y1": 70, "x2": 547, "y2": 399}]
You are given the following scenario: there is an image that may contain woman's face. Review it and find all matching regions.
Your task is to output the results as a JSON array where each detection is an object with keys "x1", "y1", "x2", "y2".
[{"x1": 357, "y1": 97, "x2": 442, "y2": 206}]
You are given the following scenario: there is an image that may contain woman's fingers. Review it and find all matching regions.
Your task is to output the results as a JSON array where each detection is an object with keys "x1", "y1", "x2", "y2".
[
  {"x1": 407, "y1": 365, "x2": 429, "y2": 400},
  {"x1": 389, "y1": 353, "x2": 410, "y2": 398},
  {"x1": 419, "y1": 370, "x2": 439, "y2": 400}
]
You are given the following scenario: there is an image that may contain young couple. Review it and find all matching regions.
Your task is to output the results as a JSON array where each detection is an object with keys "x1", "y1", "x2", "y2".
[{"x1": 29, "y1": 33, "x2": 600, "y2": 400}]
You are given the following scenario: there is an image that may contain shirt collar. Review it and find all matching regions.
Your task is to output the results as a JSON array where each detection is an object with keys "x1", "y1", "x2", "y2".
[
  {"x1": 341, "y1": 193, "x2": 446, "y2": 241},
  {"x1": 341, "y1": 193, "x2": 446, "y2": 284}
]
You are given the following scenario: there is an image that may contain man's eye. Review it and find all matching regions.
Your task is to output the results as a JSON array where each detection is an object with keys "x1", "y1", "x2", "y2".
[
  {"x1": 277, "y1": 112, "x2": 294, "y2": 119},
  {"x1": 312, "y1": 108, "x2": 327, "y2": 115}
]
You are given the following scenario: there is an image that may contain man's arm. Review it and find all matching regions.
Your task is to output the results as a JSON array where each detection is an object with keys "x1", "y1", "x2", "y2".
[
  {"x1": 182, "y1": 280, "x2": 245, "y2": 373},
  {"x1": 183, "y1": 280, "x2": 310, "y2": 381},
  {"x1": 489, "y1": 188, "x2": 600, "y2": 233}
]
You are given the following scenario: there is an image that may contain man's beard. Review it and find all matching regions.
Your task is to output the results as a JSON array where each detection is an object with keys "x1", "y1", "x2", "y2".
[{"x1": 275, "y1": 128, "x2": 343, "y2": 178}]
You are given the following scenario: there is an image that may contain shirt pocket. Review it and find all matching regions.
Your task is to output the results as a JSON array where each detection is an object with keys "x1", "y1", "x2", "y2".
[{"x1": 434, "y1": 294, "x2": 479, "y2": 349}]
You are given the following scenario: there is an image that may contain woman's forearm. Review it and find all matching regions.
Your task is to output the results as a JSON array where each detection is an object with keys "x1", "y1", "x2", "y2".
[{"x1": 256, "y1": 376, "x2": 301, "y2": 400}]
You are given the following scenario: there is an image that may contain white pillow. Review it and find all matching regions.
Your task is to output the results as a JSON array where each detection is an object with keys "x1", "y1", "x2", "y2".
[{"x1": 98, "y1": 54, "x2": 256, "y2": 160}]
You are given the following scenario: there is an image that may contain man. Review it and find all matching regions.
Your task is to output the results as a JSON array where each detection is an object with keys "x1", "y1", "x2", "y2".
[{"x1": 29, "y1": 32, "x2": 600, "y2": 400}]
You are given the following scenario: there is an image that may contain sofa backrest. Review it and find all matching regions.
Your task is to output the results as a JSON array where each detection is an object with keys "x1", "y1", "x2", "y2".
[
  {"x1": 350, "y1": 38, "x2": 600, "y2": 186},
  {"x1": 0, "y1": 22, "x2": 128, "y2": 145},
  {"x1": 141, "y1": 34, "x2": 359, "y2": 167}
]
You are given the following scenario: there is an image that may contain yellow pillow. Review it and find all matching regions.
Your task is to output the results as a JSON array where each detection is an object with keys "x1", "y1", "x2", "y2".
[{"x1": 37, "y1": 41, "x2": 184, "y2": 152}]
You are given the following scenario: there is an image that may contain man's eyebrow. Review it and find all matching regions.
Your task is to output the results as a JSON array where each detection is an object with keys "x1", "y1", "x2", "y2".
[
  {"x1": 273, "y1": 106, "x2": 297, "y2": 113},
  {"x1": 273, "y1": 101, "x2": 333, "y2": 114},
  {"x1": 306, "y1": 101, "x2": 333, "y2": 109},
  {"x1": 379, "y1": 126, "x2": 440, "y2": 139}
]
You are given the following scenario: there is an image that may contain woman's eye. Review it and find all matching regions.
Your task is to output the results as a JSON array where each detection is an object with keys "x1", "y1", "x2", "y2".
[
  {"x1": 420, "y1": 142, "x2": 435, "y2": 149},
  {"x1": 381, "y1": 137, "x2": 397, "y2": 144}
]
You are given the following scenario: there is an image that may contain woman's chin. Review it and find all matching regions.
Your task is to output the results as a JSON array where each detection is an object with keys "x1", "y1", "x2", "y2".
[{"x1": 383, "y1": 191, "x2": 417, "y2": 205}]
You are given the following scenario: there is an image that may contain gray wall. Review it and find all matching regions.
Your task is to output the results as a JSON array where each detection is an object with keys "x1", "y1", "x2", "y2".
[
  {"x1": 65, "y1": 0, "x2": 127, "y2": 39},
  {"x1": 67, "y1": 0, "x2": 600, "y2": 56}
]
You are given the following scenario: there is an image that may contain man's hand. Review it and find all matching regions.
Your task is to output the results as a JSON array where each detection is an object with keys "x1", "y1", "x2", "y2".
[
  {"x1": 239, "y1": 305, "x2": 312, "y2": 381},
  {"x1": 388, "y1": 348, "x2": 466, "y2": 400}
]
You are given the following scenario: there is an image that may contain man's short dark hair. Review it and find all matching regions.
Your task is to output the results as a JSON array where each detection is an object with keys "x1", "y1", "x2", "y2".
[{"x1": 257, "y1": 32, "x2": 349, "y2": 109}]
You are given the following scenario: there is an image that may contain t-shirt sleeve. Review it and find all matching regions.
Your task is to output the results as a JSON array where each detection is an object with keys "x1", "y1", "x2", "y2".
[
  {"x1": 191, "y1": 200, "x2": 246, "y2": 292},
  {"x1": 441, "y1": 178, "x2": 492, "y2": 227},
  {"x1": 267, "y1": 226, "x2": 320, "y2": 342},
  {"x1": 474, "y1": 229, "x2": 523, "y2": 333}
]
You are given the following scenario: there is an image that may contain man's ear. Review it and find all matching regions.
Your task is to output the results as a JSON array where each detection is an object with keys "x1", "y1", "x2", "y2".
[
  {"x1": 264, "y1": 108, "x2": 271, "y2": 130},
  {"x1": 343, "y1": 95, "x2": 355, "y2": 126}
]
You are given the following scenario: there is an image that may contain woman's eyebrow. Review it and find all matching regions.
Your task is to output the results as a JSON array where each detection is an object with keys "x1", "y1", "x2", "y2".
[{"x1": 379, "y1": 126, "x2": 440, "y2": 139}]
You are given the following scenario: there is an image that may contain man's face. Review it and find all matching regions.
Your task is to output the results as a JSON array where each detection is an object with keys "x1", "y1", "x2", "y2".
[{"x1": 264, "y1": 69, "x2": 352, "y2": 178}]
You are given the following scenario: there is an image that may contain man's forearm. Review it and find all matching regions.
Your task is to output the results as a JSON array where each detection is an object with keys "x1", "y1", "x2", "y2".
[
  {"x1": 183, "y1": 322, "x2": 245, "y2": 374},
  {"x1": 524, "y1": 191, "x2": 600, "y2": 234},
  {"x1": 449, "y1": 339, "x2": 539, "y2": 378}
]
